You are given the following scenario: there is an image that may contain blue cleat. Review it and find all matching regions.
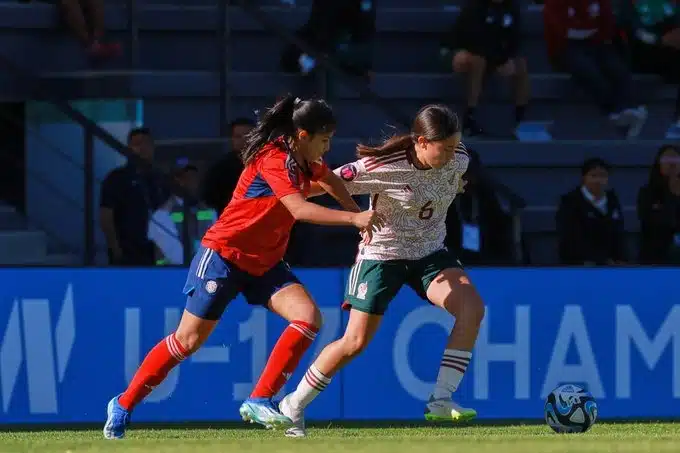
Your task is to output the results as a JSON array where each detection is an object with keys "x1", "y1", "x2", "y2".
[
  {"x1": 239, "y1": 397, "x2": 294, "y2": 430},
  {"x1": 103, "y1": 394, "x2": 131, "y2": 439}
]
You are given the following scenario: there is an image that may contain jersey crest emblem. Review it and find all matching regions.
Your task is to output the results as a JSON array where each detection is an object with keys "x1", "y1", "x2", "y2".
[
  {"x1": 285, "y1": 154, "x2": 302, "y2": 188},
  {"x1": 339, "y1": 164, "x2": 358, "y2": 181},
  {"x1": 357, "y1": 282, "x2": 368, "y2": 300},
  {"x1": 205, "y1": 280, "x2": 218, "y2": 294}
]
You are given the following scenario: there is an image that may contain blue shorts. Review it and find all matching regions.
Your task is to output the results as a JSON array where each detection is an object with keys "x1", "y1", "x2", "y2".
[{"x1": 182, "y1": 246, "x2": 301, "y2": 321}]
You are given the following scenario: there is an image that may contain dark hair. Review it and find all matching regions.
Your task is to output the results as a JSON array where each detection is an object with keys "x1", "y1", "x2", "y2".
[
  {"x1": 240, "y1": 94, "x2": 336, "y2": 164},
  {"x1": 647, "y1": 144, "x2": 680, "y2": 198},
  {"x1": 581, "y1": 157, "x2": 610, "y2": 176},
  {"x1": 127, "y1": 126, "x2": 151, "y2": 144},
  {"x1": 357, "y1": 104, "x2": 461, "y2": 157}
]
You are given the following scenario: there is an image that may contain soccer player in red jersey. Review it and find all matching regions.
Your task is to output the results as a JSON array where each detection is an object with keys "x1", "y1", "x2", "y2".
[{"x1": 103, "y1": 95, "x2": 383, "y2": 439}]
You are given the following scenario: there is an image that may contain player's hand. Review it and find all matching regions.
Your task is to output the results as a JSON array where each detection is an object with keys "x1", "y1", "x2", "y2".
[
  {"x1": 352, "y1": 210, "x2": 385, "y2": 233},
  {"x1": 360, "y1": 228, "x2": 372, "y2": 245}
]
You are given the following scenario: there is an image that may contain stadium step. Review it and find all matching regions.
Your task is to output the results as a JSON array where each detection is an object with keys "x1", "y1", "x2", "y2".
[
  {"x1": 0, "y1": 230, "x2": 48, "y2": 265},
  {"x1": 19, "y1": 71, "x2": 669, "y2": 103},
  {"x1": 0, "y1": 2, "x2": 548, "y2": 73},
  {"x1": 0, "y1": 203, "x2": 27, "y2": 231},
  {"x1": 41, "y1": 252, "x2": 81, "y2": 266}
]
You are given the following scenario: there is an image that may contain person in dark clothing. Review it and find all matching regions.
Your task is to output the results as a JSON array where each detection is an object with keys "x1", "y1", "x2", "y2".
[
  {"x1": 444, "y1": 148, "x2": 515, "y2": 264},
  {"x1": 637, "y1": 144, "x2": 680, "y2": 263},
  {"x1": 616, "y1": 0, "x2": 680, "y2": 138},
  {"x1": 556, "y1": 158, "x2": 626, "y2": 265},
  {"x1": 280, "y1": 0, "x2": 375, "y2": 79},
  {"x1": 201, "y1": 118, "x2": 255, "y2": 214},
  {"x1": 99, "y1": 127, "x2": 171, "y2": 266},
  {"x1": 441, "y1": 0, "x2": 530, "y2": 136},
  {"x1": 543, "y1": 0, "x2": 648, "y2": 138}
]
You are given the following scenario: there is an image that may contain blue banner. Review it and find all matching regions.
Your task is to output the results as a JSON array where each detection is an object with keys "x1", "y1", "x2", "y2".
[{"x1": 0, "y1": 268, "x2": 678, "y2": 423}]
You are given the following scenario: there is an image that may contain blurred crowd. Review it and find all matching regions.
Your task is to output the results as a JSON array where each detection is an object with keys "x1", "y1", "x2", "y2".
[
  {"x1": 557, "y1": 145, "x2": 680, "y2": 266},
  {"x1": 99, "y1": 125, "x2": 680, "y2": 267},
  {"x1": 277, "y1": 0, "x2": 680, "y2": 139}
]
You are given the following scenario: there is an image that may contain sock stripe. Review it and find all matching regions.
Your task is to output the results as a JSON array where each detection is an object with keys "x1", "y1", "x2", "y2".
[
  {"x1": 443, "y1": 351, "x2": 472, "y2": 360},
  {"x1": 308, "y1": 365, "x2": 331, "y2": 383},
  {"x1": 165, "y1": 335, "x2": 186, "y2": 362},
  {"x1": 290, "y1": 323, "x2": 317, "y2": 341},
  {"x1": 442, "y1": 357, "x2": 470, "y2": 367},
  {"x1": 304, "y1": 369, "x2": 328, "y2": 391},
  {"x1": 441, "y1": 360, "x2": 467, "y2": 374}
]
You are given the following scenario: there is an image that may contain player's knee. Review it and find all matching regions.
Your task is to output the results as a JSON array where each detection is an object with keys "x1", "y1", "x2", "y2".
[
  {"x1": 339, "y1": 332, "x2": 370, "y2": 357},
  {"x1": 296, "y1": 305, "x2": 323, "y2": 329},
  {"x1": 464, "y1": 294, "x2": 486, "y2": 327},
  {"x1": 453, "y1": 51, "x2": 486, "y2": 73},
  {"x1": 174, "y1": 330, "x2": 203, "y2": 355},
  {"x1": 443, "y1": 290, "x2": 485, "y2": 326}
]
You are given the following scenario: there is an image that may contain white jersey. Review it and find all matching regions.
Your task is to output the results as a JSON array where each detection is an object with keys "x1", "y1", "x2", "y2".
[{"x1": 334, "y1": 142, "x2": 469, "y2": 261}]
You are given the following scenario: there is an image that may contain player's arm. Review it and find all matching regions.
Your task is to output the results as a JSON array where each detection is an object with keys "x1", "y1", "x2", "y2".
[
  {"x1": 279, "y1": 193, "x2": 368, "y2": 227},
  {"x1": 307, "y1": 182, "x2": 327, "y2": 198},
  {"x1": 316, "y1": 171, "x2": 361, "y2": 212},
  {"x1": 260, "y1": 153, "x2": 382, "y2": 230},
  {"x1": 453, "y1": 142, "x2": 471, "y2": 195}
]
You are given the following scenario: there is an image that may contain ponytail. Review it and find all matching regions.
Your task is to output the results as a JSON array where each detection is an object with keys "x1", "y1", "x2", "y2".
[
  {"x1": 358, "y1": 104, "x2": 460, "y2": 158},
  {"x1": 356, "y1": 134, "x2": 413, "y2": 158},
  {"x1": 240, "y1": 95, "x2": 297, "y2": 164}
]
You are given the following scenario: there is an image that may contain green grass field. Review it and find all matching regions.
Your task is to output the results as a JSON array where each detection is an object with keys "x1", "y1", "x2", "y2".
[{"x1": 2, "y1": 423, "x2": 679, "y2": 453}]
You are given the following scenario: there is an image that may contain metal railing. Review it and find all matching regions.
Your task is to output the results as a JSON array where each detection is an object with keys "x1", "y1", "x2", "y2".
[{"x1": 0, "y1": 55, "x2": 195, "y2": 266}]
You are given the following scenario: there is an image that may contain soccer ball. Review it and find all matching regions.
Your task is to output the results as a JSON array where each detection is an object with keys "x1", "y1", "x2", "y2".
[{"x1": 544, "y1": 384, "x2": 598, "y2": 433}]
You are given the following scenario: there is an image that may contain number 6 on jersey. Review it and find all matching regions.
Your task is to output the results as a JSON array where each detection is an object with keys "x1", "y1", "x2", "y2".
[{"x1": 419, "y1": 201, "x2": 434, "y2": 220}]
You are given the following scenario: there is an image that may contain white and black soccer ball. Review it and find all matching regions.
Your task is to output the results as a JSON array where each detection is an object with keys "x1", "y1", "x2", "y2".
[{"x1": 544, "y1": 384, "x2": 598, "y2": 433}]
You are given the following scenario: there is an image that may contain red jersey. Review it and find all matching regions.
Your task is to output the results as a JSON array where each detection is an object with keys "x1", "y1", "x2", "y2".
[
  {"x1": 202, "y1": 139, "x2": 329, "y2": 276},
  {"x1": 543, "y1": 0, "x2": 615, "y2": 57}
]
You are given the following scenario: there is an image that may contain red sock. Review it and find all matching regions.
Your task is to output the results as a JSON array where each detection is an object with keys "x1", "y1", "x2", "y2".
[
  {"x1": 118, "y1": 334, "x2": 187, "y2": 411},
  {"x1": 250, "y1": 320, "x2": 318, "y2": 399}
]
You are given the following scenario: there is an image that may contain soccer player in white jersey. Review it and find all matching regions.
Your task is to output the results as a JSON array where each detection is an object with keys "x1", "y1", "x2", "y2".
[{"x1": 277, "y1": 104, "x2": 486, "y2": 437}]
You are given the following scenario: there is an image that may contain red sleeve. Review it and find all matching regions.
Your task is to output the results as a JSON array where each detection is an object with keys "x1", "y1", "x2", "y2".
[
  {"x1": 543, "y1": 0, "x2": 568, "y2": 57},
  {"x1": 258, "y1": 150, "x2": 303, "y2": 199},
  {"x1": 598, "y1": 0, "x2": 615, "y2": 41},
  {"x1": 310, "y1": 160, "x2": 330, "y2": 182}
]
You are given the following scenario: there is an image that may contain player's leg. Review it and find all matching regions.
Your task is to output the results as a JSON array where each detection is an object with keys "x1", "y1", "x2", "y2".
[
  {"x1": 104, "y1": 247, "x2": 241, "y2": 439},
  {"x1": 279, "y1": 259, "x2": 403, "y2": 437},
  {"x1": 239, "y1": 263, "x2": 320, "y2": 429},
  {"x1": 412, "y1": 250, "x2": 485, "y2": 423},
  {"x1": 452, "y1": 49, "x2": 488, "y2": 136}
]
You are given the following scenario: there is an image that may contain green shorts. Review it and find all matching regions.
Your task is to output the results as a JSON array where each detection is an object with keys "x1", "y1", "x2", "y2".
[{"x1": 344, "y1": 249, "x2": 463, "y2": 315}]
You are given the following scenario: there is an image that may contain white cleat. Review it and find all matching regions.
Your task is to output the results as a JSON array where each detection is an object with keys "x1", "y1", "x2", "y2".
[
  {"x1": 279, "y1": 394, "x2": 306, "y2": 438},
  {"x1": 424, "y1": 396, "x2": 477, "y2": 423}
]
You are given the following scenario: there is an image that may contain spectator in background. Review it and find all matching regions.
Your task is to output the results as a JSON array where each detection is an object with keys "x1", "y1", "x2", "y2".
[
  {"x1": 280, "y1": 0, "x2": 375, "y2": 80},
  {"x1": 149, "y1": 164, "x2": 217, "y2": 265},
  {"x1": 58, "y1": 0, "x2": 121, "y2": 59},
  {"x1": 544, "y1": 0, "x2": 648, "y2": 137},
  {"x1": 556, "y1": 158, "x2": 626, "y2": 265},
  {"x1": 444, "y1": 148, "x2": 515, "y2": 264},
  {"x1": 617, "y1": 0, "x2": 680, "y2": 138},
  {"x1": 100, "y1": 127, "x2": 170, "y2": 266},
  {"x1": 201, "y1": 118, "x2": 255, "y2": 214},
  {"x1": 637, "y1": 144, "x2": 680, "y2": 263},
  {"x1": 441, "y1": 0, "x2": 530, "y2": 136}
]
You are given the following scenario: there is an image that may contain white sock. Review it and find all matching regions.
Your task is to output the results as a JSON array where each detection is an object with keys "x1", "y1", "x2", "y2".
[
  {"x1": 431, "y1": 349, "x2": 472, "y2": 400},
  {"x1": 288, "y1": 364, "x2": 331, "y2": 410}
]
